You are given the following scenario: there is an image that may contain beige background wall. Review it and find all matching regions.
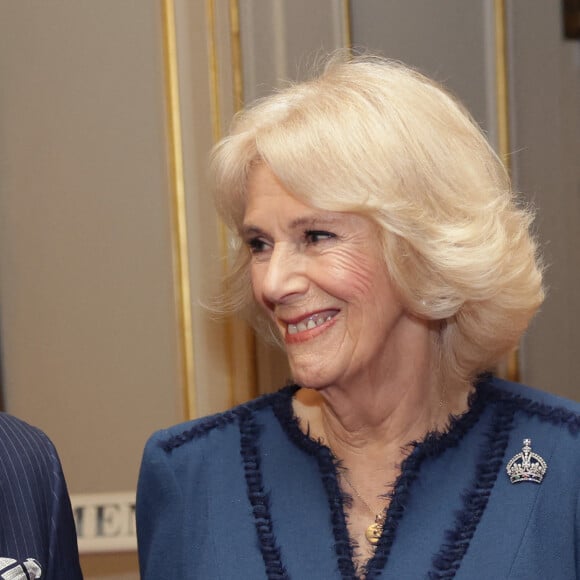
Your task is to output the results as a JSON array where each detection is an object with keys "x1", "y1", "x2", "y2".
[
  {"x1": 0, "y1": 0, "x2": 181, "y2": 495},
  {"x1": 0, "y1": 1, "x2": 578, "y2": 578},
  {"x1": 0, "y1": 2, "x2": 181, "y2": 576},
  {"x1": 508, "y1": 0, "x2": 580, "y2": 397}
]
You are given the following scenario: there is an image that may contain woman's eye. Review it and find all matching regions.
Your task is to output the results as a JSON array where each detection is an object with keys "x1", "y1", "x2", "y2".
[
  {"x1": 247, "y1": 237, "x2": 269, "y2": 254},
  {"x1": 305, "y1": 230, "x2": 336, "y2": 244}
]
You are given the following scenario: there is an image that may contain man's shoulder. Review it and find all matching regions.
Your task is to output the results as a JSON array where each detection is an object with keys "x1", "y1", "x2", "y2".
[
  {"x1": 0, "y1": 413, "x2": 57, "y2": 465},
  {"x1": 0, "y1": 412, "x2": 45, "y2": 436}
]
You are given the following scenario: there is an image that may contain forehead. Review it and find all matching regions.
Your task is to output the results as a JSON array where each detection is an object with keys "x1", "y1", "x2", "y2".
[
  {"x1": 242, "y1": 164, "x2": 379, "y2": 241},
  {"x1": 244, "y1": 164, "x2": 312, "y2": 218},
  {"x1": 243, "y1": 164, "x2": 339, "y2": 227},
  {"x1": 246, "y1": 163, "x2": 289, "y2": 199},
  {"x1": 245, "y1": 164, "x2": 293, "y2": 204}
]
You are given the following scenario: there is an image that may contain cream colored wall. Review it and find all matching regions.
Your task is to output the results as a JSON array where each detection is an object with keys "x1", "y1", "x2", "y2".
[
  {"x1": 0, "y1": 0, "x2": 182, "y2": 494},
  {"x1": 0, "y1": 1, "x2": 182, "y2": 577},
  {"x1": 509, "y1": 0, "x2": 580, "y2": 399},
  {"x1": 351, "y1": 0, "x2": 495, "y2": 135}
]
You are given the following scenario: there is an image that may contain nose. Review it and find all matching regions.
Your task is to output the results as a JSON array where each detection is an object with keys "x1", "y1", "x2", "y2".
[{"x1": 259, "y1": 243, "x2": 308, "y2": 308}]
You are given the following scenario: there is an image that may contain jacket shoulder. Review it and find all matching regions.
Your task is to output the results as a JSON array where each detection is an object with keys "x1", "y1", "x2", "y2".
[
  {"x1": 145, "y1": 386, "x2": 294, "y2": 455},
  {"x1": 0, "y1": 412, "x2": 47, "y2": 438},
  {"x1": 486, "y1": 377, "x2": 580, "y2": 432},
  {"x1": 0, "y1": 412, "x2": 58, "y2": 464}
]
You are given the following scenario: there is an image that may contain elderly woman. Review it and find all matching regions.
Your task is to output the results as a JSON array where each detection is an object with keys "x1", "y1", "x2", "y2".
[{"x1": 137, "y1": 55, "x2": 579, "y2": 579}]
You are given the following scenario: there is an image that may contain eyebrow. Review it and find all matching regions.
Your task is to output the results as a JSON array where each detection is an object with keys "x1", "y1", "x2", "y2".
[
  {"x1": 240, "y1": 225, "x2": 264, "y2": 238},
  {"x1": 288, "y1": 215, "x2": 342, "y2": 229}
]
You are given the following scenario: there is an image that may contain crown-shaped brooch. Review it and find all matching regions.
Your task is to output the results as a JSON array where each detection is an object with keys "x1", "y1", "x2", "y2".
[{"x1": 506, "y1": 438, "x2": 547, "y2": 484}]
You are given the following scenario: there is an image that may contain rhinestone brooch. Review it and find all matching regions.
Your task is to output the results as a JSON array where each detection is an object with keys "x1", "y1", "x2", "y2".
[{"x1": 506, "y1": 438, "x2": 547, "y2": 484}]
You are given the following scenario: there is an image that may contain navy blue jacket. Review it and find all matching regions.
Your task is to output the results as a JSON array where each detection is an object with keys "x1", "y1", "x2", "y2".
[
  {"x1": 0, "y1": 413, "x2": 83, "y2": 579},
  {"x1": 137, "y1": 378, "x2": 580, "y2": 579}
]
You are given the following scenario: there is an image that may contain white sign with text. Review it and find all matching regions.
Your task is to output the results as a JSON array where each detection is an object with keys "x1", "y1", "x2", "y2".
[{"x1": 71, "y1": 491, "x2": 136, "y2": 553}]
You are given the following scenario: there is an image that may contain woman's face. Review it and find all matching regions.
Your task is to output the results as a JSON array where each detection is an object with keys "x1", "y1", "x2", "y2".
[{"x1": 242, "y1": 164, "x2": 419, "y2": 390}]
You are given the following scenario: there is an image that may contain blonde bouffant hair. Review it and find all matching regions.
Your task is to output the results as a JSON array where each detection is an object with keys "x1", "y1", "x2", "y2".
[{"x1": 210, "y1": 53, "x2": 544, "y2": 391}]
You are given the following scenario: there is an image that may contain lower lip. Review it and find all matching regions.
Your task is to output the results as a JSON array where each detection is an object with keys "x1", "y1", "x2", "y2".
[{"x1": 284, "y1": 315, "x2": 337, "y2": 345}]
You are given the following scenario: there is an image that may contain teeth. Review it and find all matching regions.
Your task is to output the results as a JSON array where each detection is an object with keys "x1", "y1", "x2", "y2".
[{"x1": 287, "y1": 312, "x2": 336, "y2": 335}]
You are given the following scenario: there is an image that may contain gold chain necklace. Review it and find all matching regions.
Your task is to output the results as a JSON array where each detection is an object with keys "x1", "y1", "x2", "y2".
[
  {"x1": 325, "y1": 393, "x2": 448, "y2": 547},
  {"x1": 340, "y1": 470, "x2": 386, "y2": 546}
]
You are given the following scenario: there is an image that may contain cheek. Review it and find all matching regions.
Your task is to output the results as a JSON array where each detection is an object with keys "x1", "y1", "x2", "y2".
[
  {"x1": 249, "y1": 264, "x2": 266, "y2": 305},
  {"x1": 325, "y1": 250, "x2": 386, "y2": 300}
]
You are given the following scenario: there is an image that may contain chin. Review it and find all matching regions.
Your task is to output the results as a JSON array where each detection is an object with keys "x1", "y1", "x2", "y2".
[
  {"x1": 286, "y1": 344, "x2": 348, "y2": 388},
  {"x1": 289, "y1": 367, "x2": 331, "y2": 390}
]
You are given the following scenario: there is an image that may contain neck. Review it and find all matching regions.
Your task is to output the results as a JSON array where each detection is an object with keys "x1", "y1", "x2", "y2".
[
  {"x1": 297, "y1": 374, "x2": 445, "y2": 461},
  {"x1": 294, "y1": 366, "x2": 470, "y2": 467}
]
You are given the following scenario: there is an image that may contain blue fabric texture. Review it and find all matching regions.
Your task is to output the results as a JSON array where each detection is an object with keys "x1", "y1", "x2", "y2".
[
  {"x1": 137, "y1": 377, "x2": 580, "y2": 579},
  {"x1": 0, "y1": 412, "x2": 83, "y2": 579}
]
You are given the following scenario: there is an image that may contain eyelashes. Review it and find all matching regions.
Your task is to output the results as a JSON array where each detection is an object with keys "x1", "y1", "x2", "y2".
[
  {"x1": 245, "y1": 230, "x2": 337, "y2": 254},
  {"x1": 247, "y1": 238, "x2": 268, "y2": 254},
  {"x1": 304, "y1": 230, "x2": 336, "y2": 244}
]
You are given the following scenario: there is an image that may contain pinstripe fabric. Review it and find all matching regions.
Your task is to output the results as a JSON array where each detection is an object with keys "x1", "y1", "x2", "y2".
[{"x1": 0, "y1": 413, "x2": 83, "y2": 579}]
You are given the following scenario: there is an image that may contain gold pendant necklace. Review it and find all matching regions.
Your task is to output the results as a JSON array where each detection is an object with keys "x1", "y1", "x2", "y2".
[
  {"x1": 341, "y1": 471, "x2": 386, "y2": 546},
  {"x1": 364, "y1": 513, "x2": 386, "y2": 545}
]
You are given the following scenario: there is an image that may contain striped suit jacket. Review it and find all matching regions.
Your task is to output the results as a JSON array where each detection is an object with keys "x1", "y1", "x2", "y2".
[{"x1": 0, "y1": 413, "x2": 83, "y2": 579}]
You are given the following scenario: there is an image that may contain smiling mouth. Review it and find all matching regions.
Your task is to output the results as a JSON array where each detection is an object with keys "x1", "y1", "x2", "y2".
[{"x1": 286, "y1": 310, "x2": 338, "y2": 335}]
